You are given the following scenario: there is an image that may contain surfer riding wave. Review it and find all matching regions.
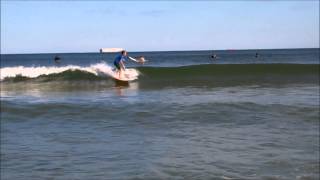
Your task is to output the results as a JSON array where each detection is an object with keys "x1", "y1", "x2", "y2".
[{"x1": 113, "y1": 50, "x2": 145, "y2": 78}]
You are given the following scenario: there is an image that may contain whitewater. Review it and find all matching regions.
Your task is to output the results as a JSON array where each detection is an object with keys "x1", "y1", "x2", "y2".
[{"x1": 0, "y1": 62, "x2": 140, "y2": 81}]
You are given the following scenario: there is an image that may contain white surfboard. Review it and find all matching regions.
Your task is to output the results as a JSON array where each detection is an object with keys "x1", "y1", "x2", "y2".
[{"x1": 110, "y1": 68, "x2": 138, "y2": 82}]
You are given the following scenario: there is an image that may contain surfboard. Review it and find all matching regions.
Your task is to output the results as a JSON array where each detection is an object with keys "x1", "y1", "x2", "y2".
[{"x1": 110, "y1": 68, "x2": 138, "y2": 82}]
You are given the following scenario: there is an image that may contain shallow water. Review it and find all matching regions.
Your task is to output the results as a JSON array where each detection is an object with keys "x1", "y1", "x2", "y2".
[{"x1": 1, "y1": 84, "x2": 319, "y2": 180}]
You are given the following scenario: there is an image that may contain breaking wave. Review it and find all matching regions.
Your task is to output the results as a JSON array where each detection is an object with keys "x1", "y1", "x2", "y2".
[{"x1": 1, "y1": 62, "x2": 139, "y2": 81}]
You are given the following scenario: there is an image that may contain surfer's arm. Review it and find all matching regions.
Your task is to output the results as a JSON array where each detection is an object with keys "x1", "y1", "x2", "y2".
[
  {"x1": 129, "y1": 56, "x2": 147, "y2": 64},
  {"x1": 128, "y1": 56, "x2": 139, "y2": 62}
]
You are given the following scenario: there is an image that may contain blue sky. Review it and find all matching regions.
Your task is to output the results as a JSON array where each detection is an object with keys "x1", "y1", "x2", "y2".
[{"x1": 1, "y1": 1, "x2": 319, "y2": 54}]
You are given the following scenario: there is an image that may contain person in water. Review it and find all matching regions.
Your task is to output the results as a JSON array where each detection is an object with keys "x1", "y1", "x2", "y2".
[
  {"x1": 210, "y1": 52, "x2": 218, "y2": 60},
  {"x1": 211, "y1": 54, "x2": 217, "y2": 59},
  {"x1": 114, "y1": 50, "x2": 143, "y2": 78},
  {"x1": 54, "y1": 55, "x2": 61, "y2": 64}
]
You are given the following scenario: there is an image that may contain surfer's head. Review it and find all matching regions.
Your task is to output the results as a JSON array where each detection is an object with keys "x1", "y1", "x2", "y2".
[{"x1": 121, "y1": 50, "x2": 127, "y2": 56}]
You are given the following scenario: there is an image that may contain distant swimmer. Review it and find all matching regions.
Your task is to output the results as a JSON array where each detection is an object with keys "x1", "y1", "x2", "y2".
[
  {"x1": 211, "y1": 52, "x2": 218, "y2": 60},
  {"x1": 255, "y1": 52, "x2": 259, "y2": 58},
  {"x1": 113, "y1": 50, "x2": 141, "y2": 78},
  {"x1": 54, "y1": 55, "x2": 61, "y2": 63},
  {"x1": 211, "y1": 54, "x2": 217, "y2": 59}
]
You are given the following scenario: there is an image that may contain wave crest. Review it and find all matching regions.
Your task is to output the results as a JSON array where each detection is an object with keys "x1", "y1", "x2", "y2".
[{"x1": 1, "y1": 62, "x2": 139, "y2": 81}]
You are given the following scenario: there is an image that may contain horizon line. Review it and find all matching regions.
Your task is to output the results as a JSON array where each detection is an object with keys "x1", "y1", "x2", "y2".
[{"x1": 1, "y1": 47, "x2": 319, "y2": 55}]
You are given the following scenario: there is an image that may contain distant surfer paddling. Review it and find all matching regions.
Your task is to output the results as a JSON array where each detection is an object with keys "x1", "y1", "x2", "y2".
[{"x1": 113, "y1": 50, "x2": 145, "y2": 78}]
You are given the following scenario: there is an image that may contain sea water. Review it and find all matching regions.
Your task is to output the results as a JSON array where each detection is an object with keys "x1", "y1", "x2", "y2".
[{"x1": 1, "y1": 48, "x2": 319, "y2": 179}]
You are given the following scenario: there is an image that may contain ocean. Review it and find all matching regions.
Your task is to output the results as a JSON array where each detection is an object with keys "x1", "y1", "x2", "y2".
[{"x1": 1, "y1": 48, "x2": 319, "y2": 180}]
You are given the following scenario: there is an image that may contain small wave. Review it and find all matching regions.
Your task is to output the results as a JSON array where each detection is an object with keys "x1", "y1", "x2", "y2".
[
  {"x1": 1, "y1": 63, "x2": 318, "y2": 85},
  {"x1": 137, "y1": 63, "x2": 319, "y2": 77},
  {"x1": 0, "y1": 62, "x2": 139, "y2": 81}
]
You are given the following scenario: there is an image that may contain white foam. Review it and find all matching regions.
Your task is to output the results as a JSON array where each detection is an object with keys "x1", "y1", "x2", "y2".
[{"x1": 0, "y1": 62, "x2": 139, "y2": 81}]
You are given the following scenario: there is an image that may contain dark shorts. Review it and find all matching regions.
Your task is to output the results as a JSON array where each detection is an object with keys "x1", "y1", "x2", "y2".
[{"x1": 114, "y1": 62, "x2": 121, "y2": 70}]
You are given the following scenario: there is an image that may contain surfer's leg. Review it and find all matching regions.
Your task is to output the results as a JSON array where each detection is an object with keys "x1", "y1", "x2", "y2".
[
  {"x1": 114, "y1": 62, "x2": 121, "y2": 78},
  {"x1": 119, "y1": 62, "x2": 126, "y2": 79},
  {"x1": 118, "y1": 69, "x2": 122, "y2": 78}
]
